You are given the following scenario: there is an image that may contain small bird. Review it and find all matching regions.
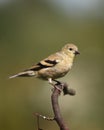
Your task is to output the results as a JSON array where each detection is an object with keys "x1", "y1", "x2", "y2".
[{"x1": 9, "y1": 43, "x2": 80, "y2": 86}]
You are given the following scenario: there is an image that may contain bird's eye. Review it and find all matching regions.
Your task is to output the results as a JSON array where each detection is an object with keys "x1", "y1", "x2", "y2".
[{"x1": 69, "y1": 48, "x2": 73, "y2": 51}]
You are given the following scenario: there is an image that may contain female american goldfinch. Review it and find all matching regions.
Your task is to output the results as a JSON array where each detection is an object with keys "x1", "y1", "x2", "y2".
[{"x1": 9, "y1": 43, "x2": 80, "y2": 85}]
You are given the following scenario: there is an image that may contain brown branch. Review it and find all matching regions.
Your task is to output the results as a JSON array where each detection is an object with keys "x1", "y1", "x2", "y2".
[
  {"x1": 34, "y1": 82, "x2": 76, "y2": 130},
  {"x1": 51, "y1": 83, "x2": 70, "y2": 130}
]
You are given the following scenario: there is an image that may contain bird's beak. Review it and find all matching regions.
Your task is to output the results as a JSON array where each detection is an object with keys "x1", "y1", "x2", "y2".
[{"x1": 75, "y1": 51, "x2": 80, "y2": 55}]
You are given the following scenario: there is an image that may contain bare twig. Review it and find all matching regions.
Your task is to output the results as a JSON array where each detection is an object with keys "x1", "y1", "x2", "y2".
[
  {"x1": 35, "y1": 113, "x2": 55, "y2": 121},
  {"x1": 51, "y1": 83, "x2": 70, "y2": 130},
  {"x1": 34, "y1": 82, "x2": 76, "y2": 130}
]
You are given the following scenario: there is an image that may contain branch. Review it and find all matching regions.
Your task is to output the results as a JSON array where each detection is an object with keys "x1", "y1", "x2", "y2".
[
  {"x1": 51, "y1": 83, "x2": 72, "y2": 130},
  {"x1": 34, "y1": 82, "x2": 76, "y2": 130}
]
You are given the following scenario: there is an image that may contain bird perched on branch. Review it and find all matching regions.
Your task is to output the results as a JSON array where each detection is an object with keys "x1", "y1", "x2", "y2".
[{"x1": 9, "y1": 43, "x2": 80, "y2": 86}]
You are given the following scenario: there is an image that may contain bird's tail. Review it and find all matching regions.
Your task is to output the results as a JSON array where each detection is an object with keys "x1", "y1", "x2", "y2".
[{"x1": 9, "y1": 70, "x2": 36, "y2": 79}]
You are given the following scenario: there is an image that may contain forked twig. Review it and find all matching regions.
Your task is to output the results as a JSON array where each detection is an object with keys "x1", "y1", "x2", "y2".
[
  {"x1": 51, "y1": 83, "x2": 71, "y2": 130},
  {"x1": 34, "y1": 82, "x2": 76, "y2": 130}
]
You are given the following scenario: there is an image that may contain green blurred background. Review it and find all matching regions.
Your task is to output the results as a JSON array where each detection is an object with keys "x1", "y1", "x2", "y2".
[{"x1": 0, "y1": 0, "x2": 104, "y2": 130}]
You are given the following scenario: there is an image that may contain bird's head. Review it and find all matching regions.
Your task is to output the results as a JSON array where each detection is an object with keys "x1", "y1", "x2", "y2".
[{"x1": 62, "y1": 43, "x2": 80, "y2": 58}]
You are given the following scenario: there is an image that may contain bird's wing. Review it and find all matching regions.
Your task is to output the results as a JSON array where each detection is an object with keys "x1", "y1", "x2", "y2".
[
  {"x1": 9, "y1": 52, "x2": 63, "y2": 78},
  {"x1": 27, "y1": 52, "x2": 62, "y2": 71}
]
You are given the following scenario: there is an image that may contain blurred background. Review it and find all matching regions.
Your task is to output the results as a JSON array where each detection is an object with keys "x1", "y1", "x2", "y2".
[{"x1": 0, "y1": 0, "x2": 104, "y2": 130}]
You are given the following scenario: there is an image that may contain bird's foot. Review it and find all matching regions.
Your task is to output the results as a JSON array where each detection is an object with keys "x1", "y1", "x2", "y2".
[{"x1": 48, "y1": 78, "x2": 63, "y2": 92}]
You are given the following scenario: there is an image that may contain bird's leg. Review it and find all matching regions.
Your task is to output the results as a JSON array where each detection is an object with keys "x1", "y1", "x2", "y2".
[
  {"x1": 53, "y1": 79, "x2": 61, "y2": 85},
  {"x1": 48, "y1": 78, "x2": 63, "y2": 92},
  {"x1": 48, "y1": 78, "x2": 54, "y2": 86}
]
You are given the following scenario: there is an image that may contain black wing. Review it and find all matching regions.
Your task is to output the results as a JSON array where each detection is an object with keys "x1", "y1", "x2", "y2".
[{"x1": 29, "y1": 59, "x2": 58, "y2": 71}]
